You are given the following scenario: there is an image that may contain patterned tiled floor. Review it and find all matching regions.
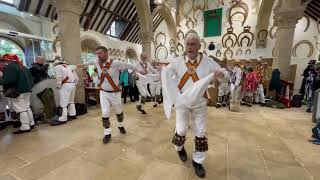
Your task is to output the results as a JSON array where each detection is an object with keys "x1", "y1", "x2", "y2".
[{"x1": 0, "y1": 102, "x2": 317, "y2": 180}]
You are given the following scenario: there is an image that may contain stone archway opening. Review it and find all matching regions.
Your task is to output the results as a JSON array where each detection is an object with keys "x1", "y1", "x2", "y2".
[{"x1": 125, "y1": 48, "x2": 138, "y2": 64}]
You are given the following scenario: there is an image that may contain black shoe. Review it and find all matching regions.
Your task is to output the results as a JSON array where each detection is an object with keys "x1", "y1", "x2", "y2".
[
  {"x1": 192, "y1": 160, "x2": 206, "y2": 178},
  {"x1": 306, "y1": 109, "x2": 312, "y2": 113},
  {"x1": 68, "y1": 116, "x2": 77, "y2": 120},
  {"x1": 118, "y1": 127, "x2": 126, "y2": 134},
  {"x1": 30, "y1": 125, "x2": 35, "y2": 129},
  {"x1": 13, "y1": 129, "x2": 31, "y2": 134},
  {"x1": 49, "y1": 120, "x2": 67, "y2": 126},
  {"x1": 246, "y1": 103, "x2": 252, "y2": 107},
  {"x1": 137, "y1": 105, "x2": 142, "y2": 111},
  {"x1": 141, "y1": 110, "x2": 147, "y2": 114},
  {"x1": 260, "y1": 103, "x2": 266, "y2": 107},
  {"x1": 311, "y1": 134, "x2": 317, "y2": 139},
  {"x1": 216, "y1": 104, "x2": 221, "y2": 108},
  {"x1": 13, "y1": 121, "x2": 21, "y2": 128},
  {"x1": 177, "y1": 147, "x2": 188, "y2": 161},
  {"x1": 0, "y1": 123, "x2": 7, "y2": 130},
  {"x1": 153, "y1": 104, "x2": 158, "y2": 107},
  {"x1": 222, "y1": 104, "x2": 227, "y2": 107},
  {"x1": 103, "y1": 134, "x2": 112, "y2": 144}
]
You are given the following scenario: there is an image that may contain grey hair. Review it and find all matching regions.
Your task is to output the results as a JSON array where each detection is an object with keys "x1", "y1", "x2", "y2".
[{"x1": 184, "y1": 32, "x2": 201, "y2": 45}]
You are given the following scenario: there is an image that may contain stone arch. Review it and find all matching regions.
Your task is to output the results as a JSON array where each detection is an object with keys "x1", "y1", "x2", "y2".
[
  {"x1": 152, "y1": 5, "x2": 176, "y2": 40},
  {"x1": 255, "y1": 0, "x2": 276, "y2": 47},
  {"x1": 125, "y1": 47, "x2": 139, "y2": 62},
  {"x1": 133, "y1": 0, "x2": 153, "y2": 35},
  {"x1": 0, "y1": 12, "x2": 33, "y2": 49},
  {"x1": 0, "y1": 12, "x2": 32, "y2": 34},
  {"x1": 133, "y1": 0, "x2": 153, "y2": 59},
  {"x1": 80, "y1": 35, "x2": 101, "y2": 52}
]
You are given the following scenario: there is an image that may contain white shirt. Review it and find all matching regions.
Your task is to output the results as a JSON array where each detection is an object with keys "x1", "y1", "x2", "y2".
[
  {"x1": 85, "y1": 59, "x2": 137, "y2": 91},
  {"x1": 135, "y1": 61, "x2": 156, "y2": 75},
  {"x1": 230, "y1": 67, "x2": 242, "y2": 86},
  {"x1": 218, "y1": 68, "x2": 230, "y2": 84},
  {"x1": 165, "y1": 55, "x2": 221, "y2": 93},
  {"x1": 54, "y1": 64, "x2": 79, "y2": 88}
]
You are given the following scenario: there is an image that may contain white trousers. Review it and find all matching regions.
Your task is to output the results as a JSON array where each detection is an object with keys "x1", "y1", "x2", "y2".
[
  {"x1": 150, "y1": 81, "x2": 161, "y2": 97},
  {"x1": 175, "y1": 99, "x2": 207, "y2": 164},
  {"x1": 218, "y1": 82, "x2": 230, "y2": 97},
  {"x1": 9, "y1": 93, "x2": 34, "y2": 130},
  {"x1": 0, "y1": 92, "x2": 7, "y2": 112},
  {"x1": 0, "y1": 93, "x2": 14, "y2": 122},
  {"x1": 230, "y1": 84, "x2": 241, "y2": 102},
  {"x1": 150, "y1": 81, "x2": 161, "y2": 105},
  {"x1": 58, "y1": 83, "x2": 76, "y2": 122},
  {"x1": 136, "y1": 80, "x2": 149, "y2": 109},
  {"x1": 136, "y1": 80, "x2": 147, "y2": 97},
  {"x1": 100, "y1": 91, "x2": 123, "y2": 135},
  {"x1": 255, "y1": 84, "x2": 265, "y2": 103}
]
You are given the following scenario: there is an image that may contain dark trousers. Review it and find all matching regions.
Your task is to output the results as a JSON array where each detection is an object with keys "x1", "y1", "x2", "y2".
[
  {"x1": 122, "y1": 86, "x2": 137, "y2": 103},
  {"x1": 133, "y1": 85, "x2": 139, "y2": 101}
]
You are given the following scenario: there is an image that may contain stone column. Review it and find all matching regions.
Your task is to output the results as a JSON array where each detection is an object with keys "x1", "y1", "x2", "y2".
[
  {"x1": 140, "y1": 31, "x2": 154, "y2": 61},
  {"x1": 56, "y1": 0, "x2": 86, "y2": 104},
  {"x1": 272, "y1": 0, "x2": 305, "y2": 80}
]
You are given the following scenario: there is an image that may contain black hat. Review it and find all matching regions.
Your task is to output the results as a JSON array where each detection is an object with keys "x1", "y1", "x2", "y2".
[{"x1": 208, "y1": 42, "x2": 215, "y2": 51}]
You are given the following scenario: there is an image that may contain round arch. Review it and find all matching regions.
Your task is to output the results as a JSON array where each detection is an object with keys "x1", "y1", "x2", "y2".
[
  {"x1": 0, "y1": 37, "x2": 26, "y2": 65},
  {"x1": 80, "y1": 35, "x2": 101, "y2": 53},
  {"x1": 0, "y1": 12, "x2": 32, "y2": 34},
  {"x1": 125, "y1": 47, "x2": 139, "y2": 63},
  {"x1": 133, "y1": 0, "x2": 153, "y2": 34},
  {"x1": 255, "y1": 0, "x2": 276, "y2": 46},
  {"x1": 152, "y1": 4, "x2": 176, "y2": 39}
]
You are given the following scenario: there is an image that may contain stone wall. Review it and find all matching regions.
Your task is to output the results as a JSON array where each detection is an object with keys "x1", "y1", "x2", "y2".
[{"x1": 154, "y1": 0, "x2": 320, "y2": 92}]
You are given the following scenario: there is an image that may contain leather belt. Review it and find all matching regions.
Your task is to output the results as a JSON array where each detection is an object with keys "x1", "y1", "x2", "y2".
[{"x1": 100, "y1": 89, "x2": 121, "y2": 93}]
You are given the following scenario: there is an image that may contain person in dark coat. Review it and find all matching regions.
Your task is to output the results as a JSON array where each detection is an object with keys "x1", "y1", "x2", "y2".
[
  {"x1": 29, "y1": 56, "x2": 49, "y2": 84},
  {"x1": 300, "y1": 60, "x2": 316, "y2": 96},
  {"x1": 0, "y1": 54, "x2": 35, "y2": 134},
  {"x1": 269, "y1": 69, "x2": 282, "y2": 99},
  {"x1": 306, "y1": 63, "x2": 320, "y2": 112}
]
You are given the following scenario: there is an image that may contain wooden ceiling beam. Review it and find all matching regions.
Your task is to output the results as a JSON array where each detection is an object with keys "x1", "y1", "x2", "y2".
[{"x1": 98, "y1": 4, "x2": 131, "y2": 22}]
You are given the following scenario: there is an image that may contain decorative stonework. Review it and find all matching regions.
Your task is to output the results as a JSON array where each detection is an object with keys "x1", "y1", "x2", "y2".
[
  {"x1": 55, "y1": 0, "x2": 86, "y2": 16},
  {"x1": 273, "y1": 1, "x2": 305, "y2": 28},
  {"x1": 273, "y1": 10, "x2": 304, "y2": 28}
]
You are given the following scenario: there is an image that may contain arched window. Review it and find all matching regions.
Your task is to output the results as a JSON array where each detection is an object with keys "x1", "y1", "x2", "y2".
[
  {"x1": 81, "y1": 51, "x2": 96, "y2": 76},
  {"x1": 0, "y1": 37, "x2": 26, "y2": 65}
]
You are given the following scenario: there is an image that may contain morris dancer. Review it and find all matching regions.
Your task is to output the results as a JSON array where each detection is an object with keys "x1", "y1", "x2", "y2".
[
  {"x1": 162, "y1": 33, "x2": 223, "y2": 178},
  {"x1": 78, "y1": 46, "x2": 137, "y2": 144}
]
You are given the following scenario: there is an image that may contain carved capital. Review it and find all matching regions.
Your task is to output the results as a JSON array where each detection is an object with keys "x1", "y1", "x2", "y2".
[
  {"x1": 273, "y1": 9, "x2": 304, "y2": 28},
  {"x1": 56, "y1": 0, "x2": 86, "y2": 16},
  {"x1": 273, "y1": 0, "x2": 305, "y2": 28}
]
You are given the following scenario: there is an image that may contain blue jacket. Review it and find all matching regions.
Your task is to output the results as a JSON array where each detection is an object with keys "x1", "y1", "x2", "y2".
[{"x1": 120, "y1": 70, "x2": 129, "y2": 86}]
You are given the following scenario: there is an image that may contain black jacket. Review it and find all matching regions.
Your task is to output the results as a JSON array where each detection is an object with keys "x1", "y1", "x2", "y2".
[{"x1": 29, "y1": 63, "x2": 49, "y2": 84}]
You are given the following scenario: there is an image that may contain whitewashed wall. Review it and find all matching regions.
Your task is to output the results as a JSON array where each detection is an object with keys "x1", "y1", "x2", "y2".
[
  {"x1": 152, "y1": 19, "x2": 175, "y2": 63},
  {"x1": 157, "y1": 0, "x2": 320, "y2": 92}
]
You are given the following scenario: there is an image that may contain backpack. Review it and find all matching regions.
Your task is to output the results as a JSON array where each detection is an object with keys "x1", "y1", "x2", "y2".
[
  {"x1": 291, "y1": 94, "x2": 302, "y2": 108},
  {"x1": 312, "y1": 124, "x2": 320, "y2": 140}
]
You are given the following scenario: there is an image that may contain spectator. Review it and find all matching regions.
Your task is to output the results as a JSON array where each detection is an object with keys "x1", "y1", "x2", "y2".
[
  {"x1": 29, "y1": 56, "x2": 49, "y2": 84},
  {"x1": 0, "y1": 54, "x2": 35, "y2": 134},
  {"x1": 120, "y1": 69, "x2": 129, "y2": 103},
  {"x1": 300, "y1": 60, "x2": 316, "y2": 96},
  {"x1": 306, "y1": 63, "x2": 320, "y2": 112}
]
